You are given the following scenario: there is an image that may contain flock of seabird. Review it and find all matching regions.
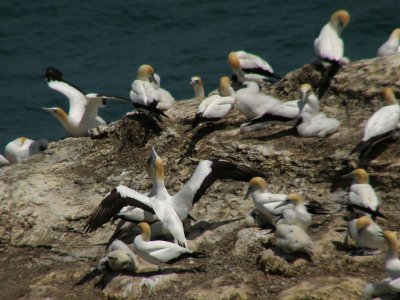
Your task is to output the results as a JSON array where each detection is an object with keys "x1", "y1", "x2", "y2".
[{"x1": 1, "y1": 9, "x2": 400, "y2": 299}]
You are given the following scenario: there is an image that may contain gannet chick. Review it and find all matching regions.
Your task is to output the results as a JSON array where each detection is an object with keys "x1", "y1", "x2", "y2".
[
  {"x1": 228, "y1": 51, "x2": 281, "y2": 84},
  {"x1": 377, "y1": 29, "x2": 400, "y2": 57},
  {"x1": 275, "y1": 224, "x2": 313, "y2": 255},
  {"x1": 0, "y1": 155, "x2": 10, "y2": 166},
  {"x1": 97, "y1": 240, "x2": 138, "y2": 272},
  {"x1": 350, "y1": 87, "x2": 400, "y2": 158},
  {"x1": 190, "y1": 76, "x2": 205, "y2": 100},
  {"x1": 342, "y1": 168, "x2": 385, "y2": 219},
  {"x1": 189, "y1": 76, "x2": 235, "y2": 130},
  {"x1": 275, "y1": 193, "x2": 312, "y2": 230},
  {"x1": 130, "y1": 64, "x2": 174, "y2": 117},
  {"x1": 347, "y1": 216, "x2": 384, "y2": 255},
  {"x1": 362, "y1": 278, "x2": 393, "y2": 300},
  {"x1": 134, "y1": 222, "x2": 205, "y2": 266},
  {"x1": 4, "y1": 137, "x2": 48, "y2": 163},
  {"x1": 314, "y1": 10, "x2": 350, "y2": 64}
]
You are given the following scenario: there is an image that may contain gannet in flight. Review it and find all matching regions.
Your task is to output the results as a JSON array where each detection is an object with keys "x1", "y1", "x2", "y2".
[
  {"x1": 4, "y1": 137, "x2": 48, "y2": 163},
  {"x1": 377, "y1": 29, "x2": 400, "y2": 57},
  {"x1": 314, "y1": 10, "x2": 350, "y2": 64},
  {"x1": 347, "y1": 216, "x2": 384, "y2": 255},
  {"x1": 189, "y1": 76, "x2": 235, "y2": 130},
  {"x1": 133, "y1": 222, "x2": 205, "y2": 266},
  {"x1": 84, "y1": 148, "x2": 262, "y2": 246},
  {"x1": 342, "y1": 168, "x2": 385, "y2": 219},
  {"x1": 350, "y1": 87, "x2": 400, "y2": 158},
  {"x1": 228, "y1": 51, "x2": 281, "y2": 84},
  {"x1": 190, "y1": 76, "x2": 205, "y2": 100},
  {"x1": 130, "y1": 64, "x2": 174, "y2": 117},
  {"x1": 44, "y1": 67, "x2": 131, "y2": 137}
]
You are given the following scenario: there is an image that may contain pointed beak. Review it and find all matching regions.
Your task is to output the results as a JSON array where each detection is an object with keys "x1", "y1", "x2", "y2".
[
  {"x1": 341, "y1": 172, "x2": 354, "y2": 179},
  {"x1": 244, "y1": 186, "x2": 253, "y2": 200},
  {"x1": 42, "y1": 107, "x2": 55, "y2": 114},
  {"x1": 274, "y1": 199, "x2": 290, "y2": 209},
  {"x1": 190, "y1": 80, "x2": 195, "y2": 86},
  {"x1": 150, "y1": 73, "x2": 157, "y2": 84},
  {"x1": 147, "y1": 147, "x2": 158, "y2": 166}
]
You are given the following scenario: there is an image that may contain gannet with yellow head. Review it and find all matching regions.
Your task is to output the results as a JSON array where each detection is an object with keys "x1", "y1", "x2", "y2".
[
  {"x1": 4, "y1": 137, "x2": 48, "y2": 163},
  {"x1": 347, "y1": 216, "x2": 384, "y2": 255},
  {"x1": 190, "y1": 76, "x2": 205, "y2": 100},
  {"x1": 314, "y1": 10, "x2": 350, "y2": 64},
  {"x1": 377, "y1": 28, "x2": 400, "y2": 57},
  {"x1": 351, "y1": 87, "x2": 400, "y2": 158},
  {"x1": 275, "y1": 193, "x2": 312, "y2": 230},
  {"x1": 188, "y1": 76, "x2": 235, "y2": 130}
]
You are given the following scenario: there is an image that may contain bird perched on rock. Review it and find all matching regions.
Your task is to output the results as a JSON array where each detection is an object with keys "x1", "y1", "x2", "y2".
[
  {"x1": 190, "y1": 76, "x2": 205, "y2": 100},
  {"x1": 377, "y1": 28, "x2": 400, "y2": 57},
  {"x1": 4, "y1": 137, "x2": 48, "y2": 163},
  {"x1": 347, "y1": 216, "x2": 384, "y2": 255},
  {"x1": 275, "y1": 224, "x2": 313, "y2": 256}
]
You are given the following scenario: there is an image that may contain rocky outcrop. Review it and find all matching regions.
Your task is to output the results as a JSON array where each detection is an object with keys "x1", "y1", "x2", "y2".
[{"x1": 1, "y1": 56, "x2": 400, "y2": 299}]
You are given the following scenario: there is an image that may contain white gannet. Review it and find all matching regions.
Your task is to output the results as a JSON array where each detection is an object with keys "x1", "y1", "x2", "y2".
[
  {"x1": 97, "y1": 239, "x2": 138, "y2": 272},
  {"x1": 189, "y1": 76, "x2": 235, "y2": 130},
  {"x1": 44, "y1": 67, "x2": 131, "y2": 136},
  {"x1": 227, "y1": 51, "x2": 281, "y2": 84},
  {"x1": 314, "y1": 10, "x2": 350, "y2": 64},
  {"x1": 275, "y1": 193, "x2": 312, "y2": 230},
  {"x1": 347, "y1": 216, "x2": 384, "y2": 255},
  {"x1": 275, "y1": 223, "x2": 313, "y2": 255},
  {"x1": 342, "y1": 168, "x2": 385, "y2": 219},
  {"x1": 0, "y1": 155, "x2": 10, "y2": 166},
  {"x1": 134, "y1": 222, "x2": 205, "y2": 266},
  {"x1": 84, "y1": 148, "x2": 262, "y2": 245},
  {"x1": 130, "y1": 64, "x2": 174, "y2": 116},
  {"x1": 377, "y1": 28, "x2": 400, "y2": 57},
  {"x1": 4, "y1": 137, "x2": 48, "y2": 163},
  {"x1": 190, "y1": 76, "x2": 205, "y2": 100},
  {"x1": 383, "y1": 231, "x2": 400, "y2": 288},
  {"x1": 350, "y1": 87, "x2": 400, "y2": 157}
]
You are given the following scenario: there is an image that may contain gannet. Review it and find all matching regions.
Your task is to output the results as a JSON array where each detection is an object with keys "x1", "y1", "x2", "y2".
[
  {"x1": 84, "y1": 148, "x2": 262, "y2": 245},
  {"x1": 377, "y1": 29, "x2": 400, "y2": 57},
  {"x1": 130, "y1": 64, "x2": 174, "y2": 116},
  {"x1": 350, "y1": 87, "x2": 400, "y2": 157},
  {"x1": 97, "y1": 239, "x2": 138, "y2": 272},
  {"x1": 4, "y1": 137, "x2": 48, "y2": 163},
  {"x1": 190, "y1": 76, "x2": 205, "y2": 100},
  {"x1": 44, "y1": 67, "x2": 131, "y2": 136},
  {"x1": 275, "y1": 193, "x2": 312, "y2": 230},
  {"x1": 275, "y1": 224, "x2": 313, "y2": 255},
  {"x1": 134, "y1": 222, "x2": 205, "y2": 266},
  {"x1": 383, "y1": 231, "x2": 400, "y2": 287},
  {"x1": 314, "y1": 10, "x2": 350, "y2": 64},
  {"x1": 347, "y1": 216, "x2": 384, "y2": 255},
  {"x1": 189, "y1": 76, "x2": 235, "y2": 130},
  {"x1": 227, "y1": 51, "x2": 281, "y2": 84},
  {"x1": 342, "y1": 168, "x2": 385, "y2": 219}
]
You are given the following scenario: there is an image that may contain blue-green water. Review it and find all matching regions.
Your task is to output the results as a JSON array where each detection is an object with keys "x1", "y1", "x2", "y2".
[{"x1": 0, "y1": 0, "x2": 399, "y2": 150}]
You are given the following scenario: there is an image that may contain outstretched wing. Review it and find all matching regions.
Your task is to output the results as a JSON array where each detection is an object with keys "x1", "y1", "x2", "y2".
[{"x1": 83, "y1": 185, "x2": 155, "y2": 233}]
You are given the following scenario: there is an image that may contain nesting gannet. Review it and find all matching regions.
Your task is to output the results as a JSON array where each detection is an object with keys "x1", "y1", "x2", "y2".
[
  {"x1": 190, "y1": 76, "x2": 205, "y2": 100},
  {"x1": 347, "y1": 216, "x2": 384, "y2": 255},
  {"x1": 84, "y1": 148, "x2": 262, "y2": 240},
  {"x1": 383, "y1": 231, "x2": 400, "y2": 284},
  {"x1": 4, "y1": 137, "x2": 48, "y2": 163},
  {"x1": 314, "y1": 10, "x2": 350, "y2": 64},
  {"x1": 189, "y1": 76, "x2": 235, "y2": 130},
  {"x1": 275, "y1": 224, "x2": 313, "y2": 255},
  {"x1": 97, "y1": 239, "x2": 138, "y2": 272},
  {"x1": 130, "y1": 64, "x2": 174, "y2": 116},
  {"x1": 44, "y1": 67, "x2": 131, "y2": 136},
  {"x1": 377, "y1": 29, "x2": 400, "y2": 57},
  {"x1": 228, "y1": 51, "x2": 281, "y2": 84},
  {"x1": 342, "y1": 168, "x2": 385, "y2": 219},
  {"x1": 350, "y1": 87, "x2": 400, "y2": 158},
  {"x1": 275, "y1": 193, "x2": 312, "y2": 230},
  {"x1": 133, "y1": 222, "x2": 205, "y2": 266}
]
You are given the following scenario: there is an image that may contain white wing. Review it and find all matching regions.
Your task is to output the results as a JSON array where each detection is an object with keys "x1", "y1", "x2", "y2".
[{"x1": 363, "y1": 105, "x2": 400, "y2": 141}]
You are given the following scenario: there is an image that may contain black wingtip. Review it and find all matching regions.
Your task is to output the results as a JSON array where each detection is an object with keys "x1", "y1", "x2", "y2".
[{"x1": 44, "y1": 66, "x2": 63, "y2": 81}]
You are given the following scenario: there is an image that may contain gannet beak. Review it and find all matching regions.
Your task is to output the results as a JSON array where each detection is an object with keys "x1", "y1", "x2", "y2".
[
  {"x1": 244, "y1": 186, "x2": 253, "y2": 200},
  {"x1": 150, "y1": 73, "x2": 157, "y2": 84},
  {"x1": 42, "y1": 107, "x2": 56, "y2": 115},
  {"x1": 274, "y1": 199, "x2": 290, "y2": 209},
  {"x1": 189, "y1": 80, "x2": 195, "y2": 86},
  {"x1": 341, "y1": 172, "x2": 354, "y2": 179}
]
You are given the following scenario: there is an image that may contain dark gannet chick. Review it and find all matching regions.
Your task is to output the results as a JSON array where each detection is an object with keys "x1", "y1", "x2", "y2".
[
  {"x1": 4, "y1": 137, "x2": 48, "y2": 163},
  {"x1": 188, "y1": 76, "x2": 235, "y2": 131},
  {"x1": 275, "y1": 224, "x2": 313, "y2": 255},
  {"x1": 347, "y1": 216, "x2": 384, "y2": 255},
  {"x1": 342, "y1": 168, "x2": 386, "y2": 219},
  {"x1": 314, "y1": 10, "x2": 350, "y2": 65},
  {"x1": 134, "y1": 222, "x2": 205, "y2": 266},
  {"x1": 227, "y1": 51, "x2": 281, "y2": 84},
  {"x1": 350, "y1": 87, "x2": 400, "y2": 158},
  {"x1": 190, "y1": 76, "x2": 205, "y2": 100},
  {"x1": 130, "y1": 64, "x2": 174, "y2": 116},
  {"x1": 377, "y1": 29, "x2": 400, "y2": 57},
  {"x1": 275, "y1": 193, "x2": 312, "y2": 230}
]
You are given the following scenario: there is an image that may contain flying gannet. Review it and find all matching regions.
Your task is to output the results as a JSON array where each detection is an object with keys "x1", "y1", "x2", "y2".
[
  {"x1": 190, "y1": 76, "x2": 205, "y2": 100},
  {"x1": 347, "y1": 216, "x2": 384, "y2": 255},
  {"x1": 227, "y1": 51, "x2": 281, "y2": 84},
  {"x1": 314, "y1": 10, "x2": 350, "y2": 65},
  {"x1": 130, "y1": 64, "x2": 174, "y2": 117},
  {"x1": 133, "y1": 222, "x2": 205, "y2": 266},
  {"x1": 84, "y1": 148, "x2": 262, "y2": 246},
  {"x1": 44, "y1": 67, "x2": 131, "y2": 137},
  {"x1": 189, "y1": 76, "x2": 235, "y2": 131},
  {"x1": 350, "y1": 87, "x2": 400, "y2": 158},
  {"x1": 4, "y1": 137, "x2": 48, "y2": 163},
  {"x1": 377, "y1": 29, "x2": 400, "y2": 57}
]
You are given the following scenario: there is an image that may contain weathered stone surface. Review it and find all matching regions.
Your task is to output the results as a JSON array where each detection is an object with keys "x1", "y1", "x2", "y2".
[{"x1": 1, "y1": 56, "x2": 400, "y2": 299}]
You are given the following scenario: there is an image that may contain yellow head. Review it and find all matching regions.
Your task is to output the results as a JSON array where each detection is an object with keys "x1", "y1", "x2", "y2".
[
  {"x1": 383, "y1": 231, "x2": 398, "y2": 255},
  {"x1": 286, "y1": 193, "x2": 304, "y2": 205},
  {"x1": 352, "y1": 168, "x2": 369, "y2": 184},
  {"x1": 355, "y1": 216, "x2": 372, "y2": 231},
  {"x1": 330, "y1": 10, "x2": 350, "y2": 32},
  {"x1": 137, "y1": 64, "x2": 155, "y2": 81},
  {"x1": 190, "y1": 76, "x2": 202, "y2": 86},
  {"x1": 390, "y1": 28, "x2": 400, "y2": 40},
  {"x1": 300, "y1": 83, "x2": 313, "y2": 101},
  {"x1": 18, "y1": 137, "x2": 27, "y2": 145},
  {"x1": 244, "y1": 177, "x2": 267, "y2": 199},
  {"x1": 219, "y1": 76, "x2": 232, "y2": 96},
  {"x1": 42, "y1": 107, "x2": 68, "y2": 122},
  {"x1": 137, "y1": 222, "x2": 151, "y2": 241},
  {"x1": 227, "y1": 51, "x2": 241, "y2": 71},
  {"x1": 382, "y1": 87, "x2": 397, "y2": 105}
]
